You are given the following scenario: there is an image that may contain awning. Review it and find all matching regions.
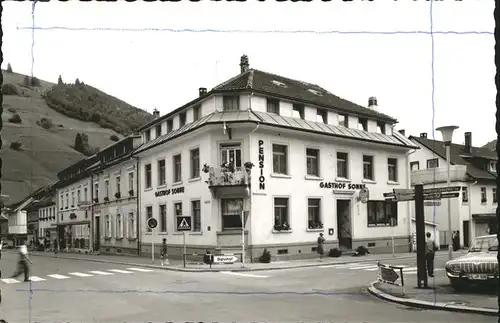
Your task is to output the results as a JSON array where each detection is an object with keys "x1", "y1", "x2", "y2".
[{"x1": 472, "y1": 213, "x2": 496, "y2": 224}]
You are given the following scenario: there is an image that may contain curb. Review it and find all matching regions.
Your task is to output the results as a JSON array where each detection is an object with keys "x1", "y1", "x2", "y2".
[
  {"x1": 21, "y1": 251, "x2": 428, "y2": 273},
  {"x1": 367, "y1": 281, "x2": 498, "y2": 317}
]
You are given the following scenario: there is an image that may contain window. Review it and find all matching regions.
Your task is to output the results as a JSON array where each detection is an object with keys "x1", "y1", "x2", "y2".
[
  {"x1": 83, "y1": 187, "x2": 88, "y2": 202},
  {"x1": 363, "y1": 155, "x2": 374, "y2": 180},
  {"x1": 490, "y1": 162, "x2": 497, "y2": 172},
  {"x1": 221, "y1": 144, "x2": 242, "y2": 168},
  {"x1": 70, "y1": 191, "x2": 74, "y2": 207},
  {"x1": 266, "y1": 99, "x2": 279, "y2": 114},
  {"x1": 493, "y1": 188, "x2": 497, "y2": 203},
  {"x1": 337, "y1": 152, "x2": 348, "y2": 178},
  {"x1": 145, "y1": 164, "x2": 152, "y2": 188},
  {"x1": 308, "y1": 198, "x2": 322, "y2": 229},
  {"x1": 94, "y1": 183, "x2": 99, "y2": 201},
  {"x1": 105, "y1": 214, "x2": 111, "y2": 238},
  {"x1": 272, "y1": 144, "x2": 288, "y2": 174},
  {"x1": 358, "y1": 118, "x2": 368, "y2": 131},
  {"x1": 179, "y1": 112, "x2": 186, "y2": 127},
  {"x1": 157, "y1": 159, "x2": 166, "y2": 186},
  {"x1": 174, "y1": 202, "x2": 184, "y2": 231},
  {"x1": 192, "y1": 200, "x2": 201, "y2": 232},
  {"x1": 223, "y1": 96, "x2": 239, "y2": 111},
  {"x1": 481, "y1": 187, "x2": 487, "y2": 203},
  {"x1": 104, "y1": 179, "x2": 109, "y2": 199},
  {"x1": 339, "y1": 114, "x2": 348, "y2": 127},
  {"x1": 193, "y1": 105, "x2": 201, "y2": 121},
  {"x1": 146, "y1": 206, "x2": 153, "y2": 233},
  {"x1": 60, "y1": 194, "x2": 64, "y2": 209},
  {"x1": 426, "y1": 158, "x2": 439, "y2": 168},
  {"x1": 461, "y1": 186, "x2": 468, "y2": 203},
  {"x1": 167, "y1": 119, "x2": 173, "y2": 133},
  {"x1": 145, "y1": 129, "x2": 151, "y2": 142},
  {"x1": 65, "y1": 193, "x2": 69, "y2": 208},
  {"x1": 367, "y1": 201, "x2": 398, "y2": 226},
  {"x1": 306, "y1": 148, "x2": 320, "y2": 176},
  {"x1": 292, "y1": 104, "x2": 304, "y2": 119},
  {"x1": 116, "y1": 175, "x2": 121, "y2": 196},
  {"x1": 77, "y1": 189, "x2": 81, "y2": 204},
  {"x1": 173, "y1": 154, "x2": 182, "y2": 183},
  {"x1": 317, "y1": 109, "x2": 327, "y2": 123},
  {"x1": 410, "y1": 161, "x2": 420, "y2": 171},
  {"x1": 116, "y1": 214, "x2": 123, "y2": 238},
  {"x1": 221, "y1": 199, "x2": 242, "y2": 230},
  {"x1": 274, "y1": 198, "x2": 290, "y2": 230},
  {"x1": 388, "y1": 158, "x2": 398, "y2": 182},
  {"x1": 190, "y1": 148, "x2": 200, "y2": 179},
  {"x1": 159, "y1": 204, "x2": 167, "y2": 232},
  {"x1": 376, "y1": 122, "x2": 385, "y2": 134},
  {"x1": 128, "y1": 172, "x2": 134, "y2": 194},
  {"x1": 155, "y1": 124, "x2": 162, "y2": 138},
  {"x1": 128, "y1": 212, "x2": 136, "y2": 238}
]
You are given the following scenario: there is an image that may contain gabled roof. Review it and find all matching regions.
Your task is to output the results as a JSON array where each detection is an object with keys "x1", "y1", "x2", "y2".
[
  {"x1": 134, "y1": 110, "x2": 416, "y2": 155},
  {"x1": 409, "y1": 136, "x2": 496, "y2": 180}
]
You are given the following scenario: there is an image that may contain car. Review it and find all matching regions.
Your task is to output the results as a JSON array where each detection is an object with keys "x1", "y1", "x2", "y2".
[{"x1": 445, "y1": 234, "x2": 498, "y2": 291}]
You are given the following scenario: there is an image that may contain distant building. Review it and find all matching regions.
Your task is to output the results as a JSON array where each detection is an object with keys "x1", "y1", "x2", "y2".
[{"x1": 408, "y1": 131, "x2": 497, "y2": 248}]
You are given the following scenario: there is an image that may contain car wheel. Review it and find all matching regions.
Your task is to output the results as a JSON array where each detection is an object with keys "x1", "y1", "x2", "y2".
[{"x1": 450, "y1": 278, "x2": 466, "y2": 291}]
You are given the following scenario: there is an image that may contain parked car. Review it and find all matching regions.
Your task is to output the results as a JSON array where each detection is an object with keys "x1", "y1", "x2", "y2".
[{"x1": 444, "y1": 234, "x2": 498, "y2": 290}]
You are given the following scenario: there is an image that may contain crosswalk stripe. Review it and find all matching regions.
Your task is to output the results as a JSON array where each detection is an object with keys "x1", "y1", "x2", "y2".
[
  {"x1": 29, "y1": 276, "x2": 46, "y2": 282},
  {"x1": 69, "y1": 272, "x2": 93, "y2": 277},
  {"x1": 403, "y1": 267, "x2": 417, "y2": 272},
  {"x1": 47, "y1": 274, "x2": 70, "y2": 279},
  {"x1": 220, "y1": 271, "x2": 269, "y2": 278},
  {"x1": 89, "y1": 270, "x2": 114, "y2": 275},
  {"x1": 365, "y1": 267, "x2": 382, "y2": 271},
  {"x1": 126, "y1": 268, "x2": 154, "y2": 272},
  {"x1": 349, "y1": 265, "x2": 378, "y2": 270},
  {"x1": 1, "y1": 278, "x2": 20, "y2": 284},
  {"x1": 404, "y1": 268, "x2": 443, "y2": 275},
  {"x1": 108, "y1": 269, "x2": 133, "y2": 274}
]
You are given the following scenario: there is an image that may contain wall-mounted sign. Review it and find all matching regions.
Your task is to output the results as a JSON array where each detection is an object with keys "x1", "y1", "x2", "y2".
[
  {"x1": 258, "y1": 140, "x2": 265, "y2": 190},
  {"x1": 358, "y1": 187, "x2": 370, "y2": 203},
  {"x1": 319, "y1": 182, "x2": 366, "y2": 190},
  {"x1": 155, "y1": 186, "x2": 185, "y2": 197}
]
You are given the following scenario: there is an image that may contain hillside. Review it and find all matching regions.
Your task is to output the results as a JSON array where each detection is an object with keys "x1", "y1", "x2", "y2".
[
  {"x1": 1, "y1": 69, "x2": 153, "y2": 205},
  {"x1": 483, "y1": 139, "x2": 496, "y2": 152}
]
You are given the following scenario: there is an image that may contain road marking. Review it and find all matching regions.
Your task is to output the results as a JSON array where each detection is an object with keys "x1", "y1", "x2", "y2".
[
  {"x1": 69, "y1": 272, "x2": 93, "y2": 277},
  {"x1": 126, "y1": 267, "x2": 154, "y2": 272},
  {"x1": 108, "y1": 269, "x2": 133, "y2": 274},
  {"x1": 366, "y1": 265, "x2": 409, "y2": 272},
  {"x1": 220, "y1": 271, "x2": 270, "y2": 278},
  {"x1": 47, "y1": 274, "x2": 70, "y2": 279},
  {"x1": 403, "y1": 267, "x2": 417, "y2": 272},
  {"x1": 1, "y1": 278, "x2": 20, "y2": 284},
  {"x1": 89, "y1": 271, "x2": 114, "y2": 275},
  {"x1": 29, "y1": 276, "x2": 46, "y2": 282},
  {"x1": 349, "y1": 265, "x2": 378, "y2": 270},
  {"x1": 404, "y1": 268, "x2": 444, "y2": 275}
]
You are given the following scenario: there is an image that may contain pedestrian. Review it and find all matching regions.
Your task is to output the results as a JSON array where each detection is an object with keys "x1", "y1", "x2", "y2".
[
  {"x1": 425, "y1": 232, "x2": 437, "y2": 277},
  {"x1": 54, "y1": 238, "x2": 58, "y2": 254},
  {"x1": 160, "y1": 238, "x2": 169, "y2": 266},
  {"x1": 0, "y1": 239, "x2": 3, "y2": 260},
  {"x1": 11, "y1": 241, "x2": 32, "y2": 282},
  {"x1": 317, "y1": 233, "x2": 325, "y2": 261}
]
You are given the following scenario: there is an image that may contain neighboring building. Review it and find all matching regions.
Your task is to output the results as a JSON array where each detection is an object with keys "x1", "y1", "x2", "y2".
[
  {"x1": 87, "y1": 135, "x2": 142, "y2": 256},
  {"x1": 56, "y1": 155, "x2": 98, "y2": 253},
  {"x1": 408, "y1": 131, "x2": 497, "y2": 248},
  {"x1": 133, "y1": 54, "x2": 418, "y2": 260},
  {"x1": 36, "y1": 193, "x2": 57, "y2": 246},
  {"x1": 5, "y1": 197, "x2": 33, "y2": 246},
  {"x1": 23, "y1": 182, "x2": 58, "y2": 247}
]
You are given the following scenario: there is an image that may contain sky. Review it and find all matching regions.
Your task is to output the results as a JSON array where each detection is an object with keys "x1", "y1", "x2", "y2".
[{"x1": 3, "y1": 1, "x2": 495, "y2": 147}]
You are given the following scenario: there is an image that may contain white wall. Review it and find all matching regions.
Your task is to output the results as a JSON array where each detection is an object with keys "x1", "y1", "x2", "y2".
[
  {"x1": 410, "y1": 219, "x2": 440, "y2": 252},
  {"x1": 8, "y1": 210, "x2": 27, "y2": 234},
  {"x1": 57, "y1": 177, "x2": 92, "y2": 226},
  {"x1": 408, "y1": 139, "x2": 447, "y2": 170},
  {"x1": 38, "y1": 204, "x2": 57, "y2": 237}
]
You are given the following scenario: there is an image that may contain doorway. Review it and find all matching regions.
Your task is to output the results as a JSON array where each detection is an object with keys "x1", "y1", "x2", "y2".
[
  {"x1": 463, "y1": 221, "x2": 470, "y2": 248},
  {"x1": 336, "y1": 199, "x2": 352, "y2": 250},
  {"x1": 94, "y1": 216, "x2": 101, "y2": 252}
]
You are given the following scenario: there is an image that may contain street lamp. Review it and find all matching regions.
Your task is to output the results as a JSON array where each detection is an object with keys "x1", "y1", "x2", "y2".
[{"x1": 436, "y1": 125, "x2": 459, "y2": 261}]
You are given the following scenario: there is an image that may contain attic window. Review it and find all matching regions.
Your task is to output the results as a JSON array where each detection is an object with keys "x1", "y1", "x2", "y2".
[
  {"x1": 179, "y1": 112, "x2": 186, "y2": 127},
  {"x1": 490, "y1": 162, "x2": 497, "y2": 172},
  {"x1": 358, "y1": 118, "x2": 368, "y2": 131},
  {"x1": 376, "y1": 121, "x2": 385, "y2": 134},
  {"x1": 271, "y1": 80, "x2": 287, "y2": 88},
  {"x1": 155, "y1": 124, "x2": 162, "y2": 137},
  {"x1": 167, "y1": 119, "x2": 173, "y2": 133},
  {"x1": 145, "y1": 129, "x2": 151, "y2": 142},
  {"x1": 308, "y1": 89, "x2": 322, "y2": 96},
  {"x1": 292, "y1": 104, "x2": 304, "y2": 120},
  {"x1": 317, "y1": 109, "x2": 327, "y2": 123}
]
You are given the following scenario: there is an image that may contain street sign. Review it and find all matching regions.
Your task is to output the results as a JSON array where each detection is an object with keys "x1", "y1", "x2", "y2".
[
  {"x1": 383, "y1": 192, "x2": 395, "y2": 198},
  {"x1": 213, "y1": 254, "x2": 239, "y2": 264},
  {"x1": 147, "y1": 217, "x2": 158, "y2": 230},
  {"x1": 424, "y1": 201, "x2": 441, "y2": 207},
  {"x1": 378, "y1": 264, "x2": 399, "y2": 284},
  {"x1": 393, "y1": 189, "x2": 414, "y2": 195},
  {"x1": 423, "y1": 186, "x2": 461, "y2": 194},
  {"x1": 440, "y1": 192, "x2": 460, "y2": 199},
  {"x1": 176, "y1": 216, "x2": 192, "y2": 231},
  {"x1": 394, "y1": 194, "x2": 415, "y2": 201},
  {"x1": 423, "y1": 193, "x2": 441, "y2": 200}
]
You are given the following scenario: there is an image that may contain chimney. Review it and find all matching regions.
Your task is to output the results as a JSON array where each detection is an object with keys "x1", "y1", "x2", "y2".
[
  {"x1": 398, "y1": 129, "x2": 405, "y2": 136},
  {"x1": 199, "y1": 87, "x2": 207, "y2": 97},
  {"x1": 464, "y1": 132, "x2": 472, "y2": 153},
  {"x1": 240, "y1": 55, "x2": 249, "y2": 74},
  {"x1": 152, "y1": 108, "x2": 160, "y2": 119},
  {"x1": 420, "y1": 132, "x2": 427, "y2": 139},
  {"x1": 368, "y1": 97, "x2": 378, "y2": 109}
]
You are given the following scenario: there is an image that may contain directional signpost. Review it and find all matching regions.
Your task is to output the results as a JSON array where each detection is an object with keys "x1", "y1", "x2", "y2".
[
  {"x1": 214, "y1": 254, "x2": 239, "y2": 264},
  {"x1": 176, "y1": 216, "x2": 192, "y2": 268},
  {"x1": 147, "y1": 217, "x2": 158, "y2": 263},
  {"x1": 383, "y1": 185, "x2": 461, "y2": 288},
  {"x1": 377, "y1": 262, "x2": 405, "y2": 295}
]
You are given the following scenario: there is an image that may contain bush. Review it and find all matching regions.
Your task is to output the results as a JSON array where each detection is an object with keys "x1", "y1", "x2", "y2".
[
  {"x1": 328, "y1": 248, "x2": 342, "y2": 258},
  {"x1": 2, "y1": 83, "x2": 22, "y2": 96},
  {"x1": 6, "y1": 63, "x2": 13, "y2": 73},
  {"x1": 7, "y1": 107, "x2": 16, "y2": 113},
  {"x1": 259, "y1": 248, "x2": 271, "y2": 263},
  {"x1": 10, "y1": 141, "x2": 22, "y2": 151},
  {"x1": 109, "y1": 134, "x2": 119, "y2": 142},
  {"x1": 8, "y1": 113, "x2": 22, "y2": 124},
  {"x1": 22, "y1": 76, "x2": 41, "y2": 87},
  {"x1": 58, "y1": 75, "x2": 63, "y2": 85},
  {"x1": 37, "y1": 117, "x2": 53, "y2": 130}
]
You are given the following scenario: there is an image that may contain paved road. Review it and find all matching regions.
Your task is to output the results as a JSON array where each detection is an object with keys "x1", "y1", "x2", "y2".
[{"x1": 0, "y1": 252, "x2": 495, "y2": 323}]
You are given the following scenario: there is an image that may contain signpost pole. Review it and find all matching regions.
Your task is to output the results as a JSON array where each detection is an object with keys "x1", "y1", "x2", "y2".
[
  {"x1": 415, "y1": 184, "x2": 428, "y2": 289},
  {"x1": 151, "y1": 229, "x2": 155, "y2": 264},
  {"x1": 183, "y1": 231, "x2": 186, "y2": 268},
  {"x1": 241, "y1": 211, "x2": 245, "y2": 268},
  {"x1": 391, "y1": 218, "x2": 395, "y2": 257}
]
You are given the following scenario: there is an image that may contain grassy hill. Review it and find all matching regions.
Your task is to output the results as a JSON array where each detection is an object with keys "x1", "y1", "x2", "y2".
[
  {"x1": 483, "y1": 139, "x2": 496, "y2": 152},
  {"x1": 1, "y1": 70, "x2": 153, "y2": 205}
]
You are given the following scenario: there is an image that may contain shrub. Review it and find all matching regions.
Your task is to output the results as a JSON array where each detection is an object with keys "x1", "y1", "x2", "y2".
[
  {"x1": 10, "y1": 141, "x2": 22, "y2": 151},
  {"x1": 6, "y1": 63, "x2": 13, "y2": 73},
  {"x1": 58, "y1": 75, "x2": 63, "y2": 85},
  {"x1": 7, "y1": 107, "x2": 16, "y2": 113},
  {"x1": 38, "y1": 117, "x2": 53, "y2": 130},
  {"x1": 31, "y1": 77, "x2": 41, "y2": 87},
  {"x1": 8, "y1": 113, "x2": 22, "y2": 124},
  {"x1": 259, "y1": 248, "x2": 271, "y2": 263},
  {"x1": 109, "y1": 134, "x2": 119, "y2": 142},
  {"x1": 2, "y1": 83, "x2": 22, "y2": 95},
  {"x1": 75, "y1": 78, "x2": 81, "y2": 86}
]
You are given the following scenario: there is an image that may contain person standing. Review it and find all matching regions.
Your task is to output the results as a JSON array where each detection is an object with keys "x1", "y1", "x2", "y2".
[
  {"x1": 317, "y1": 233, "x2": 326, "y2": 261},
  {"x1": 11, "y1": 241, "x2": 32, "y2": 282},
  {"x1": 425, "y1": 232, "x2": 437, "y2": 277},
  {"x1": 160, "y1": 238, "x2": 168, "y2": 266}
]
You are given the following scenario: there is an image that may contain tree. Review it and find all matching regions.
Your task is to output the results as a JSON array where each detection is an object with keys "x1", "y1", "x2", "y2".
[
  {"x1": 6, "y1": 63, "x2": 13, "y2": 73},
  {"x1": 58, "y1": 75, "x2": 63, "y2": 85},
  {"x1": 75, "y1": 78, "x2": 81, "y2": 86},
  {"x1": 74, "y1": 133, "x2": 84, "y2": 152},
  {"x1": 23, "y1": 76, "x2": 30, "y2": 86}
]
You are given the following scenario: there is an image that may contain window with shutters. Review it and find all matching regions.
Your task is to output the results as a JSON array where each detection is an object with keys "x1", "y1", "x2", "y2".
[
  {"x1": 116, "y1": 214, "x2": 123, "y2": 239},
  {"x1": 146, "y1": 206, "x2": 153, "y2": 233},
  {"x1": 192, "y1": 200, "x2": 201, "y2": 232},
  {"x1": 128, "y1": 212, "x2": 136, "y2": 238},
  {"x1": 159, "y1": 204, "x2": 167, "y2": 232}
]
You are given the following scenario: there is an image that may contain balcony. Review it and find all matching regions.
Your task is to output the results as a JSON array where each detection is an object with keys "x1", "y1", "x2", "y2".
[
  {"x1": 411, "y1": 165, "x2": 468, "y2": 185},
  {"x1": 205, "y1": 164, "x2": 251, "y2": 198}
]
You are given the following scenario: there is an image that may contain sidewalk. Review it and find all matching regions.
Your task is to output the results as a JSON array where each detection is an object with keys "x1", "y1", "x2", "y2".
[
  {"x1": 13, "y1": 249, "x2": 451, "y2": 273},
  {"x1": 368, "y1": 273, "x2": 498, "y2": 317}
]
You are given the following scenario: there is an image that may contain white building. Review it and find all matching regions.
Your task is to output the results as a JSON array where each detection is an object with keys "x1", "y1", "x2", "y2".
[
  {"x1": 408, "y1": 131, "x2": 497, "y2": 248},
  {"x1": 87, "y1": 135, "x2": 141, "y2": 255},
  {"x1": 37, "y1": 194, "x2": 57, "y2": 244},
  {"x1": 6, "y1": 197, "x2": 32, "y2": 246},
  {"x1": 133, "y1": 55, "x2": 417, "y2": 260}
]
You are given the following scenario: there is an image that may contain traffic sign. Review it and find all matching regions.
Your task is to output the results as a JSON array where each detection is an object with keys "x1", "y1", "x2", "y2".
[
  {"x1": 440, "y1": 192, "x2": 460, "y2": 199},
  {"x1": 394, "y1": 194, "x2": 415, "y2": 201},
  {"x1": 424, "y1": 201, "x2": 441, "y2": 207},
  {"x1": 393, "y1": 189, "x2": 414, "y2": 195},
  {"x1": 213, "y1": 255, "x2": 239, "y2": 264},
  {"x1": 383, "y1": 192, "x2": 395, "y2": 198},
  {"x1": 423, "y1": 193, "x2": 441, "y2": 200},
  {"x1": 147, "y1": 217, "x2": 158, "y2": 230},
  {"x1": 423, "y1": 186, "x2": 461, "y2": 194},
  {"x1": 378, "y1": 265, "x2": 400, "y2": 284},
  {"x1": 176, "y1": 216, "x2": 192, "y2": 231}
]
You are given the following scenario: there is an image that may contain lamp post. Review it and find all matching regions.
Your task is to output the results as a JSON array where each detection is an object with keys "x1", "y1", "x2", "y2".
[{"x1": 436, "y1": 125, "x2": 459, "y2": 261}]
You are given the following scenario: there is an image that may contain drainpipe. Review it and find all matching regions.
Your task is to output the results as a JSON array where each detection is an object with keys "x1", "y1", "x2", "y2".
[
  {"x1": 89, "y1": 172, "x2": 94, "y2": 253},
  {"x1": 468, "y1": 180, "x2": 477, "y2": 245},
  {"x1": 406, "y1": 148, "x2": 417, "y2": 252},
  {"x1": 132, "y1": 156, "x2": 141, "y2": 256}
]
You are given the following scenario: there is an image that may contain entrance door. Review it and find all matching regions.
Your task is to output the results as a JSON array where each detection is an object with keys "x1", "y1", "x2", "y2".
[
  {"x1": 463, "y1": 221, "x2": 470, "y2": 248},
  {"x1": 94, "y1": 217, "x2": 100, "y2": 252},
  {"x1": 336, "y1": 199, "x2": 352, "y2": 250}
]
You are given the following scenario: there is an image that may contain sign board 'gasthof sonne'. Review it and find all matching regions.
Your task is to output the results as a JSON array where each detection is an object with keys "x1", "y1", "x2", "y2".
[
  {"x1": 155, "y1": 186, "x2": 185, "y2": 197},
  {"x1": 319, "y1": 182, "x2": 366, "y2": 190}
]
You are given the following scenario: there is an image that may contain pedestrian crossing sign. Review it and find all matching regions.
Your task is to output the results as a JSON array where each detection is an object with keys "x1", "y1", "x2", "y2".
[{"x1": 176, "y1": 216, "x2": 192, "y2": 231}]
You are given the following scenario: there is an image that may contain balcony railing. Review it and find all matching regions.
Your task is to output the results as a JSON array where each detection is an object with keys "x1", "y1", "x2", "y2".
[
  {"x1": 411, "y1": 165, "x2": 468, "y2": 185},
  {"x1": 207, "y1": 166, "x2": 249, "y2": 187}
]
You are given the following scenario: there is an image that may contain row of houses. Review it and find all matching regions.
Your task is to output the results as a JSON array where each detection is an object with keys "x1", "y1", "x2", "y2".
[{"x1": 2, "y1": 55, "x2": 497, "y2": 260}]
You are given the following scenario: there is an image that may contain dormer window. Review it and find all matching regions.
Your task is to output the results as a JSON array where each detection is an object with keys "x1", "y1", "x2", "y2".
[
  {"x1": 271, "y1": 80, "x2": 287, "y2": 88},
  {"x1": 266, "y1": 99, "x2": 279, "y2": 114},
  {"x1": 308, "y1": 89, "x2": 322, "y2": 96},
  {"x1": 223, "y1": 96, "x2": 239, "y2": 111},
  {"x1": 490, "y1": 161, "x2": 497, "y2": 172},
  {"x1": 317, "y1": 109, "x2": 327, "y2": 123},
  {"x1": 155, "y1": 124, "x2": 162, "y2": 138},
  {"x1": 339, "y1": 114, "x2": 348, "y2": 127},
  {"x1": 167, "y1": 119, "x2": 173, "y2": 133},
  {"x1": 179, "y1": 112, "x2": 186, "y2": 127},
  {"x1": 145, "y1": 129, "x2": 151, "y2": 142},
  {"x1": 193, "y1": 105, "x2": 201, "y2": 121},
  {"x1": 358, "y1": 118, "x2": 368, "y2": 131},
  {"x1": 292, "y1": 104, "x2": 304, "y2": 120},
  {"x1": 376, "y1": 121, "x2": 385, "y2": 134}
]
